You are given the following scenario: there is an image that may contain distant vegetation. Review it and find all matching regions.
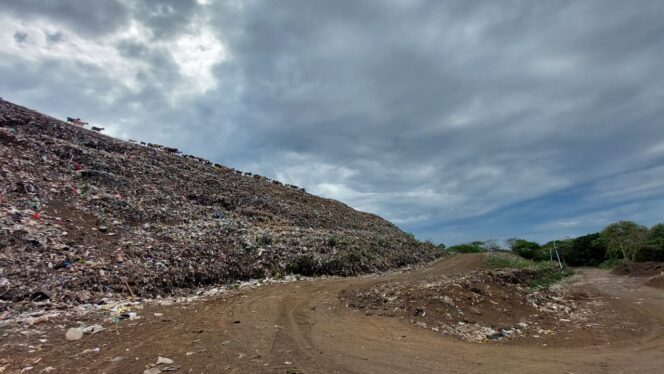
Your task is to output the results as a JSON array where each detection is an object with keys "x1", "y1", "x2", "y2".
[
  {"x1": 446, "y1": 242, "x2": 484, "y2": 254},
  {"x1": 482, "y1": 252, "x2": 573, "y2": 289},
  {"x1": 484, "y1": 253, "x2": 536, "y2": 269},
  {"x1": 442, "y1": 220, "x2": 664, "y2": 268}
]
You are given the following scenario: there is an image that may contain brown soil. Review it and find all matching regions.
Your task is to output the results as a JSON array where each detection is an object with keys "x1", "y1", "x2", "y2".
[
  {"x1": 646, "y1": 274, "x2": 664, "y2": 289},
  {"x1": 612, "y1": 261, "x2": 664, "y2": 277},
  {"x1": 340, "y1": 264, "x2": 580, "y2": 343},
  {"x1": 1, "y1": 254, "x2": 663, "y2": 373}
]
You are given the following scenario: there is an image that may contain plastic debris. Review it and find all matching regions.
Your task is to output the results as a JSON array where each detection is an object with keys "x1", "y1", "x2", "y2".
[
  {"x1": 342, "y1": 265, "x2": 585, "y2": 342},
  {"x1": 0, "y1": 98, "x2": 440, "y2": 321},
  {"x1": 156, "y1": 356, "x2": 174, "y2": 365},
  {"x1": 65, "y1": 327, "x2": 84, "y2": 341},
  {"x1": 82, "y1": 324, "x2": 105, "y2": 334}
]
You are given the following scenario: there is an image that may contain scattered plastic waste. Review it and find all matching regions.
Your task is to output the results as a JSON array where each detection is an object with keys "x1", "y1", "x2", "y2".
[
  {"x1": 156, "y1": 356, "x2": 173, "y2": 365},
  {"x1": 65, "y1": 327, "x2": 83, "y2": 341}
]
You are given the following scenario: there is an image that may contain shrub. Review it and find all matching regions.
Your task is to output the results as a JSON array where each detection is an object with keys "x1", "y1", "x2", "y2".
[
  {"x1": 447, "y1": 243, "x2": 484, "y2": 253},
  {"x1": 484, "y1": 253, "x2": 536, "y2": 269},
  {"x1": 598, "y1": 258, "x2": 622, "y2": 269},
  {"x1": 508, "y1": 238, "x2": 542, "y2": 260},
  {"x1": 642, "y1": 223, "x2": 664, "y2": 261},
  {"x1": 526, "y1": 267, "x2": 572, "y2": 290}
]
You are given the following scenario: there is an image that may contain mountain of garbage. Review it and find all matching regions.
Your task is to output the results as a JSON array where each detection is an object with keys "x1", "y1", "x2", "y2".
[{"x1": 0, "y1": 99, "x2": 440, "y2": 305}]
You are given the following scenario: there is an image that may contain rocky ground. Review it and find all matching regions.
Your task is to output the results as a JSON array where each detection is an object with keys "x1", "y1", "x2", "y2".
[
  {"x1": 0, "y1": 99, "x2": 441, "y2": 318},
  {"x1": 0, "y1": 254, "x2": 661, "y2": 374},
  {"x1": 341, "y1": 263, "x2": 585, "y2": 342}
]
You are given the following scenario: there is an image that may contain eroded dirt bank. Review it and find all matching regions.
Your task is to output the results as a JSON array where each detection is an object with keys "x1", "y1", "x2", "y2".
[{"x1": 1, "y1": 255, "x2": 663, "y2": 373}]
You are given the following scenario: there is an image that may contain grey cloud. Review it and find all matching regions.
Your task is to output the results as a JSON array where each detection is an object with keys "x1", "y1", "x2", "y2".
[
  {"x1": 1, "y1": 0, "x2": 129, "y2": 36},
  {"x1": 13, "y1": 32, "x2": 28, "y2": 43},
  {"x1": 132, "y1": 0, "x2": 200, "y2": 40},
  {"x1": 114, "y1": 39, "x2": 183, "y2": 89},
  {"x1": 46, "y1": 31, "x2": 65, "y2": 43},
  {"x1": 1, "y1": 0, "x2": 663, "y2": 243},
  {"x1": 202, "y1": 0, "x2": 664, "y2": 230},
  {"x1": 116, "y1": 40, "x2": 150, "y2": 59}
]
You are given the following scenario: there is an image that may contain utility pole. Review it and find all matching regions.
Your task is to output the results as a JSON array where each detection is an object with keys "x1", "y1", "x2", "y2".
[
  {"x1": 553, "y1": 240, "x2": 563, "y2": 271},
  {"x1": 552, "y1": 237, "x2": 569, "y2": 271}
]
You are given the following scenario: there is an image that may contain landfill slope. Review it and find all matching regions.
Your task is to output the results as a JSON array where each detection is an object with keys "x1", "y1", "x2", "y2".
[{"x1": 0, "y1": 99, "x2": 440, "y2": 304}]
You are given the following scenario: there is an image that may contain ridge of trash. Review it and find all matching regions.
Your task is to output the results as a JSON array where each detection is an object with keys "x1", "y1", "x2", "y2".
[{"x1": 0, "y1": 99, "x2": 441, "y2": 314}]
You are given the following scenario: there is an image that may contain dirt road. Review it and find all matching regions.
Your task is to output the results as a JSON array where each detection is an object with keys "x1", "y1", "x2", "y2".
[{"x1": 3, "y1": 255, "x2": 664, "y2": 373}]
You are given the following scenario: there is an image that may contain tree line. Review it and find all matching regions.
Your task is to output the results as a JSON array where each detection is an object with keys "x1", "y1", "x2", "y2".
[{"x1": 441, "y1": 221, "x2": 664, "y2": 266}]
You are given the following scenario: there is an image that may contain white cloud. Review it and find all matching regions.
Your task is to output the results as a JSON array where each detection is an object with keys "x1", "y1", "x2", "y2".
[{"x1": 0, "y1": 7, "x2": 226, "y2": 103}]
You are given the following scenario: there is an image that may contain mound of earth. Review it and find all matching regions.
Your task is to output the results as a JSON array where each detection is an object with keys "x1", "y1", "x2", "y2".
[
  {"x1": 646, "y1": 274, "x2": 664, "y2": 289},
  {"x1": 341, "y1": 265, "x2": 586, "y2": 342},
  {"x1": 612, "y1": 262, "x2": 664, "y2": 277},
  {"x1": 0, "y1": 99, "x2": 441, "y2": 308}
]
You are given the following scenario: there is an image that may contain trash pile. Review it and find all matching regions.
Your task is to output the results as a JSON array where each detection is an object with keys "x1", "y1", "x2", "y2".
[
  {"x1": 0, "y1": 99, "x2": 441, "y2": 315},
  {"x1": 341, "y1": 267, "x2": 590, "y2": 342}
]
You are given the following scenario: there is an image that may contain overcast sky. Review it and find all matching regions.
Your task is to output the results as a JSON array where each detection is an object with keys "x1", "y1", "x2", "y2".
[{"x1": 2, "y1": 0, "x2": 663, "y2": 245}]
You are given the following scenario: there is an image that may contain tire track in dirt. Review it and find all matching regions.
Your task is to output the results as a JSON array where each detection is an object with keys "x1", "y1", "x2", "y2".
[
  {"x1": 2, "y1": 255, "x2": 663, "y2": 373},
  {"x1": 217, "y1": 256, "x2": 664, "y2": 373}
]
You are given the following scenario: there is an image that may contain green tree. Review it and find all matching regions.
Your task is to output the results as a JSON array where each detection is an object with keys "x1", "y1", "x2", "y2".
[
  {"x1": 541, "y1": 239, "x2": 573, "y2": 264},
  {"x1": 560, "y1": 233, "x2": 606, "y2": 266},
  {"x1": 600, "y1": 221, "x2": 648, "y2": 263},
  {"x1": 639, "y1": 223, "x2": 664, "y2": 261},
  {"x1": 648, "y1": 223, "x2": 664, "y2": 249},
  {"x1": 508, "y1": 238, "x2": 542, "y2": 260}
]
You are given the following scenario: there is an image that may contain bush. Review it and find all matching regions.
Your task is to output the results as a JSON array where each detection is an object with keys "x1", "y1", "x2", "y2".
[
  {"x1": 598, "y1": 258, "x2": 622, "y2": 269},
  {"x1": 558, "y1": 233, "x2": 607, "y2": 266},
  {"x1": 526, "y1": 267, "x2": 573, "y2": 290},
  {"x1": 508, "y1": 238, "x2": 543, "y2": 260},
  {"x1": 484, "y1": 253, "x2": 537, "y2": 269},
  {"x1": 635, "y1": 244, "x2": 664, "y2": 262},
  {"x1": 643, "y1": 223, "x2": 664, "y2": 261},
  {"x1": 447, "y1": 243, "x2": 484, "y2": 253}
]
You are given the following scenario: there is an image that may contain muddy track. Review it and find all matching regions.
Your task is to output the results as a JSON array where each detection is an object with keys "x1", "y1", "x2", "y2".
[{"x1": 2, "y1": 255, "x2": 663, "y2": 373}]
